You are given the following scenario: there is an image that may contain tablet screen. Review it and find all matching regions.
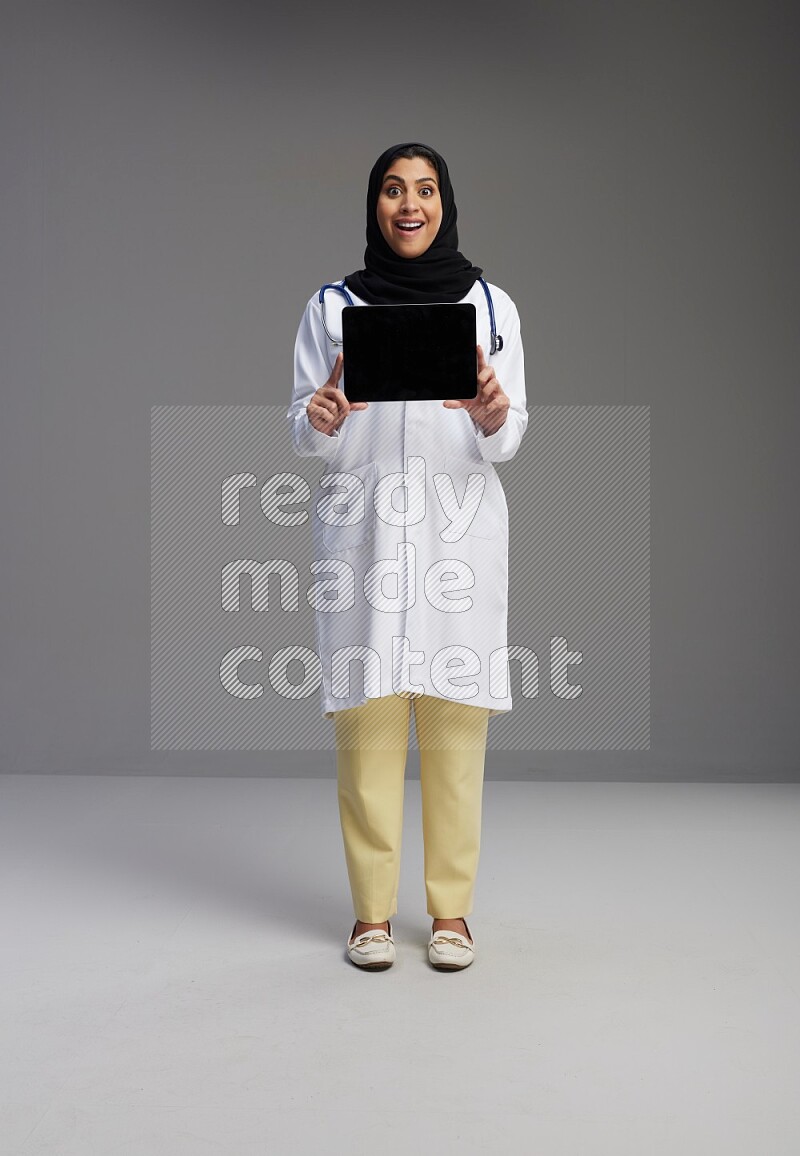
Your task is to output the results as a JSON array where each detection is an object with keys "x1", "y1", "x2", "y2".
[{"x1": 341, "y1": 303, "x2": 477, "y2": 402}]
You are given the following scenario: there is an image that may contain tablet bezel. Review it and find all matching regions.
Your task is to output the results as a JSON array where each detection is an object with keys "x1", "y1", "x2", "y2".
[{"x1": 341, "y1": 302, "x2": 478, "y2": 403}]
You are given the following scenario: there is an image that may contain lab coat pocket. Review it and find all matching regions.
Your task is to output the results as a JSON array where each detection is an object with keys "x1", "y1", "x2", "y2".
[
  {"x1": 319, "y1": 460, "x2": 378, "y2": 552},
  {"x1": 442, "y1": 455, "x2": 501, "y2": 540}
]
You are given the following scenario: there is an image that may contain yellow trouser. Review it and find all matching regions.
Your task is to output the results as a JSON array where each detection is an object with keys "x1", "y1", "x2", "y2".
[{"x1": 334, "y1": 693, "x2": 490, "y2": 922}]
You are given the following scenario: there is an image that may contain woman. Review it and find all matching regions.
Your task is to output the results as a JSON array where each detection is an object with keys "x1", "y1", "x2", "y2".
[{"x1": 287, "y1": 142, "x2": 528, "y2": 970}]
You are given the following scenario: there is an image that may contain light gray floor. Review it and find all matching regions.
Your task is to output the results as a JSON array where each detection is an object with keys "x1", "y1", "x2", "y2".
[{"x1": 1, "y1": 774, "x2": 798, "y2": 1155}]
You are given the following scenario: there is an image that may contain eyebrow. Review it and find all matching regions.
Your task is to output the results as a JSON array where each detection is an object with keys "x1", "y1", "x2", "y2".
[{"x1": 382, "y1": 173, "x2": 439, "y2": 186}]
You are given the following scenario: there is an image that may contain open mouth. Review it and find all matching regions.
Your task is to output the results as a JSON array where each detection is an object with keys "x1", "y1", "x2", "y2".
[{"x1": 394, "y1": 220, "x2": 424, "y2": 233}]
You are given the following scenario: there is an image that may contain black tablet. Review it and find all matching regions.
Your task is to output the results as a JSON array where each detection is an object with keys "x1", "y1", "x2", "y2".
[{"x1": 341, "y1": 303, "x2": 477, "y2": 403}]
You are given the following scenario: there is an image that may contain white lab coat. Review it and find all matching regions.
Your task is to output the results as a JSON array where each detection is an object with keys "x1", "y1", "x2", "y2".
[{"x1": 287, "y1": 278, "x2": 528, "y2": 719}]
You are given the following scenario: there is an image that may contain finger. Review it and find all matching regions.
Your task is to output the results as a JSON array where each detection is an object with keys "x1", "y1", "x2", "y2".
[
  {"x1": 442, "y1": 399, "x2": 465, "y2": 409},
  {"x1": 479, "y1": 377, "x2": 500, "y2": 403},
  {"x1": 310, "y1": 403, "x2": 336, "y2": 426},
  {"x1": 476, "y1": 344, "x2": 487, "y2": 373},
  {"x1": 324, "y1": 386, "x2": 351, "y2": 419},
  {"x1": 320, "y1": 388, "x2": 346, "y2": 418},
  {"x1": 315, "y1": 395, "x2": 339, "y2": 419},
  {"x1": 327, "y1": 352, "x2": 344, "y2": 388},
  {"x1": 486, "y1": 396, "x2": 510, "y2": 418}
]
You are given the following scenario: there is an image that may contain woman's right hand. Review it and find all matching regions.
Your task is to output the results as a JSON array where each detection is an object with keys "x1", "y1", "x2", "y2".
[{"x1": 307, "y1": 353, "x2": 369, "y2": 435}]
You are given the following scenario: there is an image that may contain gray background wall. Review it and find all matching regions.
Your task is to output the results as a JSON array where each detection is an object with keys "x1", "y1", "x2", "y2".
[{"x1": 2, "y1": 0, "x2": 798, "y2": 779}]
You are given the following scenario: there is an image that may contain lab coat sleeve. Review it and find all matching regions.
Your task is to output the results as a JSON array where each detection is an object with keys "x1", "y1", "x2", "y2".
[
  {"x1": 287, "y1": 295, "x2": 343, "y2": 463},
  {"x1": 472, "y1": 293, "x2": 529, "y2": 463}
]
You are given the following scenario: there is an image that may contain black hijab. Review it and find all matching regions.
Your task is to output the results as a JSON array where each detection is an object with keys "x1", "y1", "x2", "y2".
[{"x1": 344, "y1": 142, "x2": 483, "y2": 305}]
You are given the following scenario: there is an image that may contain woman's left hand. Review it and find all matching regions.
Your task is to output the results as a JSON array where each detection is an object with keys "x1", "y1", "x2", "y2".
[{"x1": 442, "y1": 345, "x2": 510, "y2": 436}]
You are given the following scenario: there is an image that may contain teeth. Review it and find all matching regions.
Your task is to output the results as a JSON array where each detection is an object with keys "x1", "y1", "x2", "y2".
[{"x1": 397, "y1": 221, "x2": 423, "y2": 230}]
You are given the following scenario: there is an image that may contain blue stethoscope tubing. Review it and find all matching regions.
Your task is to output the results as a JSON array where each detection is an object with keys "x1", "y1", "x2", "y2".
[{"x1": 318, "y1": 277, "x2": 504, "y2": 355}]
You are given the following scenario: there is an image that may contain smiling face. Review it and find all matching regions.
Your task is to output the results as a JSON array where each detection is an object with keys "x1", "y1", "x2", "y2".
[{"x1": 376, "y1": 155, "x2": 443, "y2": 258}]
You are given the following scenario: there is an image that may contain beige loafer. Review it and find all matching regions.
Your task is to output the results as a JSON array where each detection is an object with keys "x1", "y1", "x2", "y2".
[
  {"x1": 346, "y1": 920, "x2": 396, "y2": 970},
  {"x1": 428, "y1": 918, "x2": 475, "y2": 970}
]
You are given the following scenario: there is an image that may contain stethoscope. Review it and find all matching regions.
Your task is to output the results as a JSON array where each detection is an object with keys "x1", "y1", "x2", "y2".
[{"x1": 318, "y1": 277, "x2": 504, "y2": 355}]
